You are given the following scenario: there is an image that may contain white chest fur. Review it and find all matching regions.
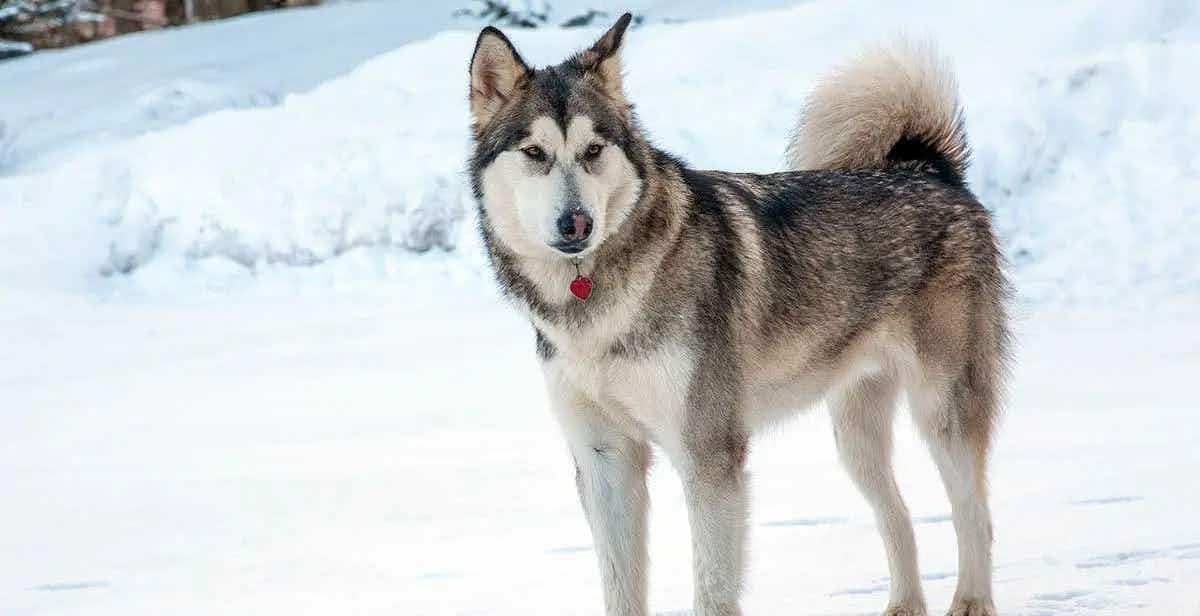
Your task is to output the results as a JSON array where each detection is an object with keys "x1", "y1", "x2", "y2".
[{"x1": 542, "y1": 325, "x2": 696, "y2": 443}]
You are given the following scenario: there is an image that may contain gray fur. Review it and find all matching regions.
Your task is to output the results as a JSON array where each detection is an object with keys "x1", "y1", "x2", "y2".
[{"x1": 467, "y1": 17, "x2": 1008, "y2": 616}]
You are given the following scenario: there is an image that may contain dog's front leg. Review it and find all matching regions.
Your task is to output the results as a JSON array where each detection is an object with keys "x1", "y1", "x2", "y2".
[
  {"x1": 548, "y1": 380, "x2": 650, "y2": 616},
  {"x1": 671, "y1": 380, "x2": 749, "y2": 616}
]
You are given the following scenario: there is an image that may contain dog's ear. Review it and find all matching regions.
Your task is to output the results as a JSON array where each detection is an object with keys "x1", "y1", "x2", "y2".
[
  {"x1": 580, "y1": 12, "x2": 632, "y2": 98},
  {"x1": 469, "y1": 27, "x2": 530, "y2": 132}
]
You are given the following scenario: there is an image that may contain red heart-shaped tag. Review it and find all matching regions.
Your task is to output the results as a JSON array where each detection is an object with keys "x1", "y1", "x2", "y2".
[{"x1": 570, "y1": 275, "x2": 593, "y2": 301}]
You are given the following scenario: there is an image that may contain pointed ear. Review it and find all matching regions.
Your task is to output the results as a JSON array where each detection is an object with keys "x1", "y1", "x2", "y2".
[
  {"x1": 469, "y1": 27, "x2": 530, "y2": 132},
  {"x1": 582, "y1": 12, "x2": 632, "y2": 97}
]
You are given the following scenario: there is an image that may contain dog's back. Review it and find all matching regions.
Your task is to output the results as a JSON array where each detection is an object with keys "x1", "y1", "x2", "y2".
[{"x1": 670, "y1": 41, "x2": 1008, "y2": 441}]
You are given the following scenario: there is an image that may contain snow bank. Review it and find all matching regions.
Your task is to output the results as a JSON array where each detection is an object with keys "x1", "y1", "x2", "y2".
[
  {"x1": 1, "y1": 0, "x2": 1197, "y2": 310},
  {"x1": 1, "y1": 30, "x2": 473, "y2": 293},
  {"x1": 0, "y1": 1, "x2": 459, "y2": 171},
  {"x1": 973, "y1": 37, "x2": 1200, "y2": 308},
  {"x1": 0, "y1": 39, "x2": 33, "y2": 59},
  {"x1": 0, "y1": 0, "x2": 792, "y2": 172}
]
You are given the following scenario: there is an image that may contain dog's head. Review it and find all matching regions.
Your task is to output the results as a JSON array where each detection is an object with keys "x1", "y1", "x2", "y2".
[{"x1": 468, "y1": 14, "x2": 645, "y2": 261}]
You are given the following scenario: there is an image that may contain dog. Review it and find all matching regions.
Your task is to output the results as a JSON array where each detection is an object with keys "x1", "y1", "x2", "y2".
[{"x1": 466, "y1": 13, "x2": 1008, "y2": 616}]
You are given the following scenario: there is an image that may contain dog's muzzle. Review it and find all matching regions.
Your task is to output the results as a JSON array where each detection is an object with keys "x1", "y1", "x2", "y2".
[{"x1": 553, "y1": 209, "x2": 593, "y2": 254}]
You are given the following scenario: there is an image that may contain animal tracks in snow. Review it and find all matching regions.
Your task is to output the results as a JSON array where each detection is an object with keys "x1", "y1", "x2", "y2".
[
  {"x1": 1033, "y1": 589, "x2": 1093, "y2": 601},
  {"x1": 27, "y1": 581, "x2": 110, "y2": 592},
  {"x1": 829, "y1": 582, "x2": 889, "y2": 597},
  {"x1": 830, "y1": 572, "x2": 955, "y2": 598},
  {"x1": 1018, "y1": 543, "x2": 1198, "y2": 613},
  {"x1": 1068, "y1": 496, "x2": 1143, "y2": 506},
  {"x1": 1111, "y1": 576, "x2": 1170, "y2": 586},
  {"x1": 760, "y1": 516, "x2": 847, "y2": 527},
  {"x1": 546, "y1": 544, "x2": 592, "y2": 555},
  {"x1": 1076, "y1": 543, "x2": 1200, "y2": 569},
  {"x1": 1027, "y1": 588, "x2": 1119, "y2": 614}
]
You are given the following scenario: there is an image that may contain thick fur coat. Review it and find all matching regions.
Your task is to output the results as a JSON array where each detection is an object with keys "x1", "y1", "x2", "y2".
[{"x1": 467, "y1": 16, "x2": 1008, "y2": 616}]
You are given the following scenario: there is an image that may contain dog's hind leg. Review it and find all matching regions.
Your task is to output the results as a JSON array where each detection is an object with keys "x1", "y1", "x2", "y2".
[
  {"x1": 908, "y1": 288, "x2": 1004, "y2": 616},
  {"x1": 830, "y1": 373, "x2": 927, "y2": 616},
  {"x1": 909, "y1": 375, "x2": 996, "y2": 616},
  {"x1": 551, "y1": 388, "x2": 651, "y2": 616}
]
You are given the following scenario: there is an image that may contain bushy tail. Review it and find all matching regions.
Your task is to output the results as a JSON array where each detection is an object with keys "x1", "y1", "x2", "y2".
[{"x1": 786, "y1": 40, "x2": 970, "y2": 186}]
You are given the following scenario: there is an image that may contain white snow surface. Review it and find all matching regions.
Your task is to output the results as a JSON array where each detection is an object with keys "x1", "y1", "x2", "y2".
[
  {"x1": 2, "y1": 280, "x2": 1198, "y2": 615},
  {"x1": 2, "y1": 1, "x2": 1199, "y2": 615}
]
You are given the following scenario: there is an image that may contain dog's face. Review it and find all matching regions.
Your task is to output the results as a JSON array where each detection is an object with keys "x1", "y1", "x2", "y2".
[{"x1": 468, "y1": 14, "x2": 644, "y2": 261}]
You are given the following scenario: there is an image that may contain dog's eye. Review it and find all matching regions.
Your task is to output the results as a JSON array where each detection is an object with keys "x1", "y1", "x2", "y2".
[
  {"x1": 521, "y1": 145, "x2": 546, "y2": 161},
  {"x1": 584, "y1": 143, "x2": 604, "y2": 160}
]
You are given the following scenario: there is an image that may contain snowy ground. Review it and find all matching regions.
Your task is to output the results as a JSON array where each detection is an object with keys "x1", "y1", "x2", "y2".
[
  {"x1": 2, "y1": 279, "x2": 1198, "y2": 615},
  {"x1": 1, "y1": 0, "x2": 1198, "y2": 614}
]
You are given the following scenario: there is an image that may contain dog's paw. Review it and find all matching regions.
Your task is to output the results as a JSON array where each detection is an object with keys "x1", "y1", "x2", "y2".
[
  {"x1": 883, "y1": 603, "x2": 927, "y2": 616},
  {"x1": 946, "y1": 597, "x2": 995, "y2": 616}
]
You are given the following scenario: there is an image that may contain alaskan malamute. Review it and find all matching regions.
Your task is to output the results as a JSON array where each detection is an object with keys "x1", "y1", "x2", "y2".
[{"x1": 467, "y1": 13, "x2": 1008, "y2": 616}]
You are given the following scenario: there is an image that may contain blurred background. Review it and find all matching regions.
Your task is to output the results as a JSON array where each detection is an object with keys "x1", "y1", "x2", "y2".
[
  {"x1": 1, "y1": 0, "x2": 316, "y2": 57},
  {"x1": 1, "y1": 1, "x2": 1197, "y2": 615}
]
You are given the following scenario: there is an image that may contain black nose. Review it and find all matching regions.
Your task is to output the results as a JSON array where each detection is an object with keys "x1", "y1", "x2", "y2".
[{"x1": 557, "y1": 210, "x2": 593, "y2": 243}]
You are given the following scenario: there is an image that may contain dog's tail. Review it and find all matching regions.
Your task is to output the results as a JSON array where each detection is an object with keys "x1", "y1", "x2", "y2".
[{"x1": 786, "y1": 40, "x2": 969, "y2": 186}]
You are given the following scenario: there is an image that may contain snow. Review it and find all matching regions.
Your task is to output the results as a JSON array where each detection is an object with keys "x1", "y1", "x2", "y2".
[
  {"x1": 2, "y1": 281, "x2": 1198, "y2": 615},
  {"x1": 2, "y1": 0, "x2": 1198, "y2": 311},
  {"x1": 0, "y1": 1, "x2": 457, "y2": 171},
  {"x1": 1, "y1": 0, "x2": 1198, "y2": 614},
  {"x1": 0, "y1": 0, "x2": 789, "y2": 172},
  {"x1": 0, "y1": 38, "x2": 33, "y2": 55}
]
